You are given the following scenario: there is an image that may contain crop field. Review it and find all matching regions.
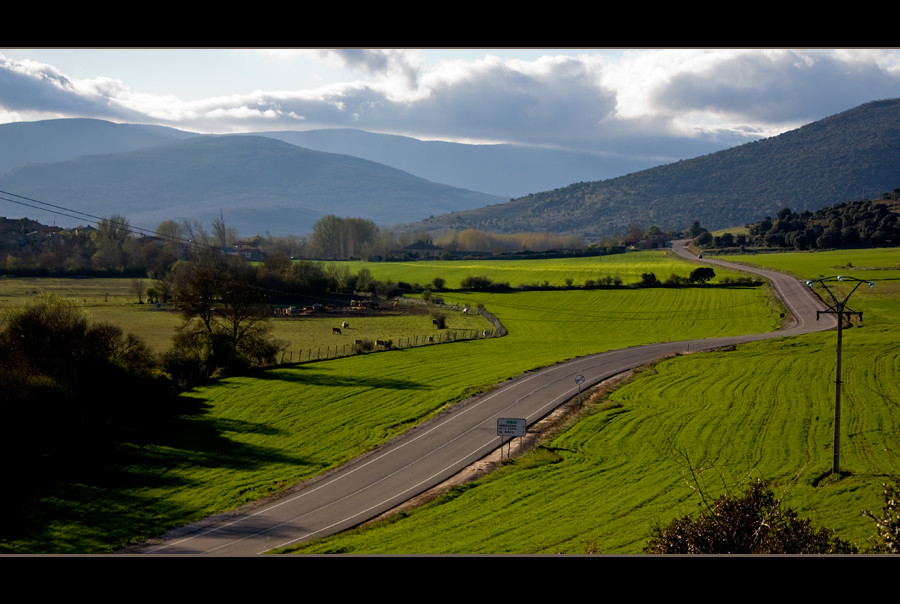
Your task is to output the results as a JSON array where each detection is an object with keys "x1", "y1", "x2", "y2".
[
  {"x1": 344, "y1": 250, "x2": 750, "y2": 289},
  {"x1": 0, "y1": 250, "x2": 788, "y2": 553},
  {"x1": 283, "y1": 248, "x2": 900, "y2": 554}
]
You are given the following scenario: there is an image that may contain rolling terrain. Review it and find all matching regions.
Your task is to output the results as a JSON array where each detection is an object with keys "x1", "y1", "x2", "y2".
[
  {"x1": 4, "y1": 98, "x2": 900, "y2": 244},
  {"x1": 401, "y1": 98, "x2": 900, "y2": 239},
  {"x1": 0, "y1": 134, "x2": 503, "y2": 237}
]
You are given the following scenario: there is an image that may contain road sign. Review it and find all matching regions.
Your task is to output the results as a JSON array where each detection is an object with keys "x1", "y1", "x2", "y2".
[{"x1": 497, "y1": 417, "x2": 527, "y2": 437}]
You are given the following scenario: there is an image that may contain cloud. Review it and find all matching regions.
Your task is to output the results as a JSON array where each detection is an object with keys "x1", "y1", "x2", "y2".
[
  {"x1": 650, "y1": 49, "x2": 900, "y2": 126},
  {"x1": 2, "y1": 49, "x2": 900, "y2": 159},
  {"x1": 0, "y1": 55, "x2": 152, "y2": 123},
  {"x1": 314, "y1": 49, "x2": 423, "y2": 91}
]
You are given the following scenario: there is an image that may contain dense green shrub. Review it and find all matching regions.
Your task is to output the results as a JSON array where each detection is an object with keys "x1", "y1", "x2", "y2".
[{"x1": 645, "y1": 480, "x2": 856, "y2": 554}]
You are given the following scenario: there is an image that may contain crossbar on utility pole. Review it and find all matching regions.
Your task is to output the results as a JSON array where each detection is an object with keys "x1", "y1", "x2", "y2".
[{"x1": 807, "y1": 275, "x2": 874, "y2": 475}]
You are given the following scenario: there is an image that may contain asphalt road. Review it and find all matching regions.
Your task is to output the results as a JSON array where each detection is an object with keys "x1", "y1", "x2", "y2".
[{"x1": 137, "y1": 241, "x2": 835, "y2": 555}]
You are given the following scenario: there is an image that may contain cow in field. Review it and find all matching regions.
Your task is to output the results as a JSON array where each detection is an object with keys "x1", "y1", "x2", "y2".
[
  {"x1": 332, "y1": 327, "x2": 342, "y2": 335},
  {"x1": 342, "y1": 321, "x2": 349, "y2": 329}
]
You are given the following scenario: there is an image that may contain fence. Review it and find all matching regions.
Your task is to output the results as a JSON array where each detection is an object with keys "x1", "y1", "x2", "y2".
[{"x1": 273, "y1": 298, "x2": 507, "y2": 367}]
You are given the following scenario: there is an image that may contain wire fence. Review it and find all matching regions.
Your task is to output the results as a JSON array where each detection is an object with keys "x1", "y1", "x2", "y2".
[{"x1": 273, "y1": 298, "x2": 507, "y2": 367}]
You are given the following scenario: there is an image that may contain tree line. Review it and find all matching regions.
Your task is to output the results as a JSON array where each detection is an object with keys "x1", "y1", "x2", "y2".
[{"x1": 693, "y1": 190, "x2": 900, "y2": 251}]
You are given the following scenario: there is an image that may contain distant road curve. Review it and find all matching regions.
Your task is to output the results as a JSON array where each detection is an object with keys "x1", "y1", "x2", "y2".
[{"x1": 136, "y1": 240, "x2": 834, "y2": 555}]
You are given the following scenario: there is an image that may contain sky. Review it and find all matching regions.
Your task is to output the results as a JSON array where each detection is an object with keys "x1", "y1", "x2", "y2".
[{"x1": 2, "y1": 48, "x2": 900, "y2": 161}]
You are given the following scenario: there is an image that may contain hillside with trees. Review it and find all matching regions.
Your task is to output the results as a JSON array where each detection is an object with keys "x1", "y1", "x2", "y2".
[
  {"x1": 694, "y1": 190, "x2": 900, "y2": 250},
  {"x1": 401, "y1": 99, "x2": 900, "y2": 239}
]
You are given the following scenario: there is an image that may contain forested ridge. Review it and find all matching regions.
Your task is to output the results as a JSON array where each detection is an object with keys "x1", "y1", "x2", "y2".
[{"x1": 695, "y1": 190, "x2": 900, "y2": 250}]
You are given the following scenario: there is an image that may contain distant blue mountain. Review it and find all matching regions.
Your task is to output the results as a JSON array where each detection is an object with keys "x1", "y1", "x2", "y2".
[
  {"x1": 0, "y1": 118, "x2": 195, "y2": 173},
  {"x1": 260, "y1": 128, "x2": 667, "y2": 198},
  {"x1": 0, "y1": 134, "x2": 504, "y2": 237}
]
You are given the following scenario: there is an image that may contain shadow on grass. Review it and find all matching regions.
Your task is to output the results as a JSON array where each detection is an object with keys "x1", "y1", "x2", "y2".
[
  {"x1": 0, "y1": 392, "x2": 320, "y2": 554},
  {"x1": 253, "y1": 365, "x2": 430, "y2": 391}
]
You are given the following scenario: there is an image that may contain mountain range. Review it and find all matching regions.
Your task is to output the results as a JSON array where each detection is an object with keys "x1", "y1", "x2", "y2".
[
  {"x1": 1, "y1": 98, "x2": 899, "y2": 240},
  {"x1": 0, "y1": 129, "x2": 505, "y2": 237}
]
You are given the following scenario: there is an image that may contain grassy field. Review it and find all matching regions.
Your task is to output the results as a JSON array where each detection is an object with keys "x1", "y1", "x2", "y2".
[
  {"x1": 282, "y1": 247, "x2": 900, "y2": 554},
  {"x1": 343, "y1": 250, "x2": 751, "y2": 289},
  {"x1": 0, "y1": 276, "x2": 491, "y2": 356},
  {"x1": 0, "y1": 251, "x2": 787, "y2": 553}
]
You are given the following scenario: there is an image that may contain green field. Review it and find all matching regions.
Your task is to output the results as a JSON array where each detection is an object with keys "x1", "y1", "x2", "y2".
[
  {"x1": 0, "y1": 276, "x2": 491, "y2": 356},
  {"x1": 3, "y1": 248, "x2": 898, "y2": 553},
  {"x1": 285, "y1": 248, "x2": 900, "y2": 554},
  {"x1": 0, "y1": 251, "x2": 783, "y2": 553},
  {"x1": 345, "y1": 250, "x2": 751, "y2": 289}
]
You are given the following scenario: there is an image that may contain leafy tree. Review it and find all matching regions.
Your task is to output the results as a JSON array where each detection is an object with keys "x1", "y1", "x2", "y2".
[
  {"x1": 93, "y1": 214, "x2": 138, "y2": 271},
  {"x1": 645, "y1": 480, "x2": 855, "y2": 554},
  {"x1": 639, "y1": 273, "x2": 660, "y2": 287},
  {"x1": 689, "y1": 267, "x2": 716, "y2": 284},
  {"x1": 689, "y1": 220, "x2": 708, "y2": 238},
  {"x1": 694, "y1": 231, "x2": 713, "y2": 246},
  {"x1": 169, "y1": 251, "x2": 281, "y2": 378}
]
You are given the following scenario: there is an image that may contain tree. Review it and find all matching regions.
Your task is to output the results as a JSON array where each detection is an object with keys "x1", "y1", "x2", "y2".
[
  {"x1": 645, "y1": 480, "x2": 855, "y2": 554},
  {"x1": 689, "y1": 267, "x2": 716, "y2": 284},
  {"x1": 211, "y1": 211, "x2": 238, "y2": 248},
  {"x1": 689, "y1": 220, "x2": 708, "y2": 238},
  {"x1": 0, "y1": 293, "x2": 165, "y2": 451},
  {"x1": 695, "y1": 231, "x2": 713, "y2": 246},
  {"x1": 131, "y1": 278, "x2": 145, "y2": 303},
  {"x1": 93, "y1": 214, "x2": 137, "y2": 271},
  {"x1": 639, "y1": 272, "x2": 660, "y2": 286},
  {"x1": 169, "y1": 251, "x2": 281, "y2": 377}
]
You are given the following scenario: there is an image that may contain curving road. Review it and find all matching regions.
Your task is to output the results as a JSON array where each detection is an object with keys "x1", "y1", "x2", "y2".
[{"x1": 137, "y1": 241, "x2": 834, "y2": 555}]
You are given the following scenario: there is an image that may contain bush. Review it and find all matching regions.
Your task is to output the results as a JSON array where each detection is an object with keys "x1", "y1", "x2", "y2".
[
  {"x1": 461, "y1": 275, "x2": 493, "y2": 290},
  {"x1": 644, "y1": 480, "x2": 856, "y2": 554},
  {"x1": 863, "y1": 481, "x2": 900, "y2": 553},
  {"x1": 352, "y1": 339, "x2": 375, "y2": 354}
]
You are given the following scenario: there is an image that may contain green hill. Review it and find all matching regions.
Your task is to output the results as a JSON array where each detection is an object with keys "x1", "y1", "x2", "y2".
[{"x1": 403, "y1": 99, "x2": 900, "y2": 240}]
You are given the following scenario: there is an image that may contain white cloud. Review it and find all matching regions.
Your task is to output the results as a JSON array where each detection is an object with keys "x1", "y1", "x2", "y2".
[{"x1": 2, "y1": 49, "x2": 900, "y2": 158}]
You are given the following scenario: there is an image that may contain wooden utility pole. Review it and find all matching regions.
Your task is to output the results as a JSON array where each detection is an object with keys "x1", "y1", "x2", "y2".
[{"x1": 808, "y1": 276, "x2": 873, "y2": 475}]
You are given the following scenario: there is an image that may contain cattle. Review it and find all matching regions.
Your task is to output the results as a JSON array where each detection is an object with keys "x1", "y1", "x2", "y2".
[
  {"x1": 432, "y1": 319, "x2": 439, "y2": 327},
  {"x1": 375, "y1": 340, "x2": 386, "y2": 347},
  {"x1": 428, "y1": 336, "x2": 434, "y2": 343},
  {"x1": 342, "y1": 321, "x2": 349, "y2": 329},
  {"x1": 462, "y1": 307, "x2": 468, "y2": 314},
  {"x1": 332, "y1": 327, "x2": 342, "y2": 335}
]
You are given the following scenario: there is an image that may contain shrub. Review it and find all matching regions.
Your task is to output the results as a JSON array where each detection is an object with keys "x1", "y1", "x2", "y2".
[
  {"x1": 461, "y1": 275, "x2": 493, "y2": 290},
  {"x1": 863, "y1": 481, "x2": 900, "y2": 553},
  {"x1": 644, "y1": 480, "x2": 856, "y2": 554},
  {"x1": 352, "y1": 339, "x2": 375, "y2": 354},
  {"x1": 431, "y1": 313, "x2": 447, "y2": 329}
]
